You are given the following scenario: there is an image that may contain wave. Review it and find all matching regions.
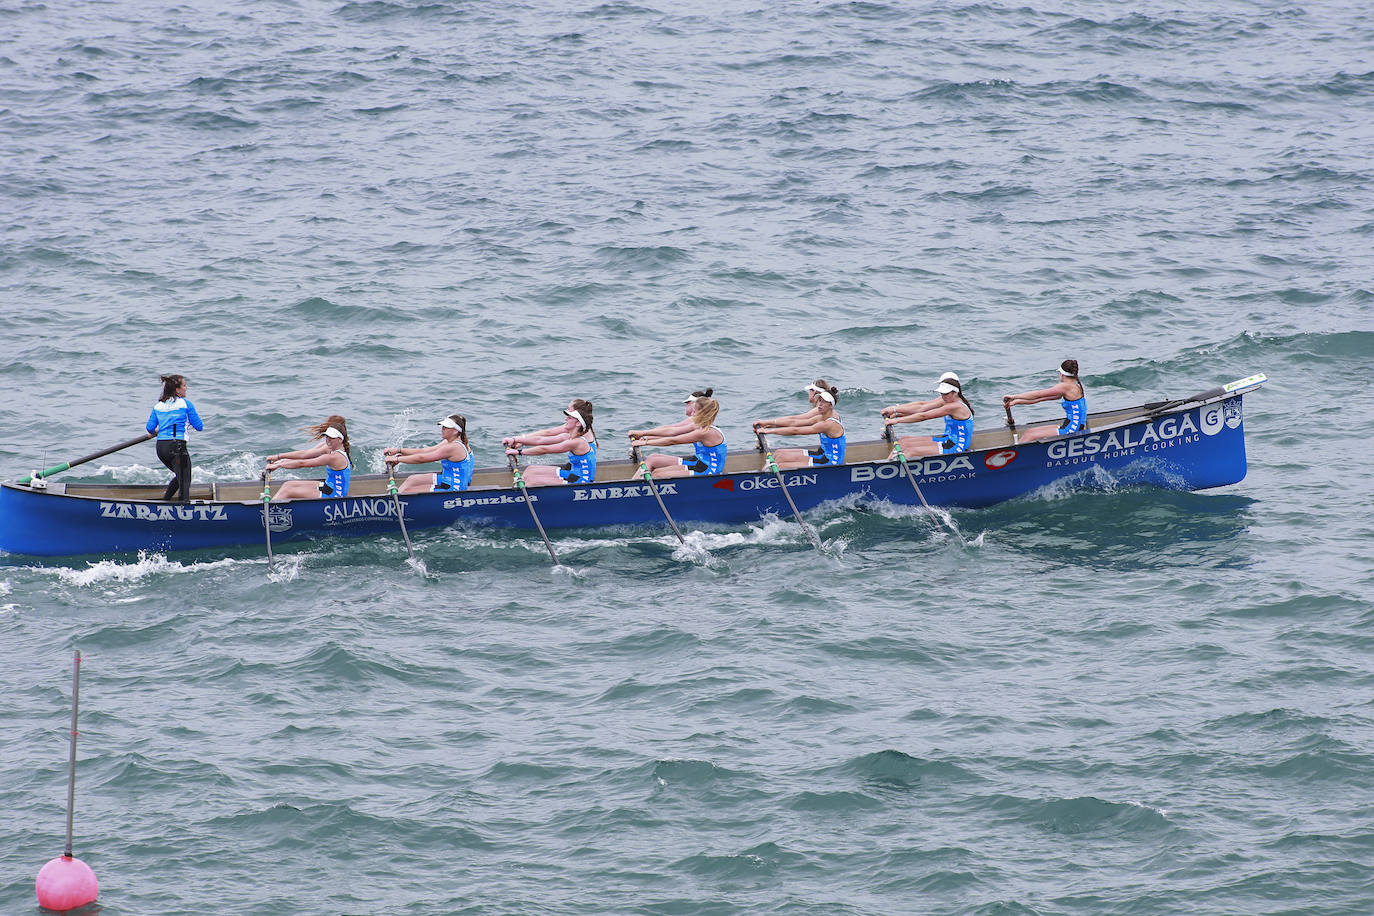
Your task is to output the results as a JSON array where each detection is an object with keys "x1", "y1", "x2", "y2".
[
  {"x1": 987, "y1": 792, "x2": 1174, "y2": 836},
  {"x1": 203, "y1": 800, "x2": 491, "y2": 851},
  {"x1": 914, "y1": 79, "x2": 1022, "y2": 103},
  {"x1": 285, "y1": 296, "x2": 413, "y2": 323},
  {"x1": 675, "y1": 841, "x2": 803, "y2": 878},
  {"x1": 839, "y1": 749, "x2": 982, "y2": 788},
  {"x1": 335, "y1": 1, "x2": 477, "y2": 24},
  {"x1": 171, "y1": 109, "x2": 259, "y2": 131},
  {"x1": 595, "y1": 245, "x2": 691, "y2": 269},
  {"x1": 30, "y1": 552, "x2": 237, "y2": 587}
]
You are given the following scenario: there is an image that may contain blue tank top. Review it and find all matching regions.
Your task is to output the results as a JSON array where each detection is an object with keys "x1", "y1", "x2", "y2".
[
  {"x1": 943, "y1": 414, "x2": 974, "y2": 452},
  {"x1": 438, "y1": 453, "x2": 473, "y2": 490},
  {"x1": 323, "y1": 449, "x2": 351, "y2": 498},
  {"x1": 693, "y1": 428, "x2": 728, "y2": 474},
  {"x1": 146, "y1": 398, "x2": 204, "y2": 440},
  {"x1": 817, "y1": 416, "x2": 846, "y2": 465},
  {"x1": 1060, "y1": 394, "x2": 1087, "y2": 434},
  {"x1": 561, "y1": 436, "x2": 597, "y2": 482}
]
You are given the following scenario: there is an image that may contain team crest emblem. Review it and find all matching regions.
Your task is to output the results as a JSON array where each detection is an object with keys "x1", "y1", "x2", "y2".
[
  {"x1": 984, "y1": 449, "x2": 1018, "y2": 470},
  {"x1": 264, "y1": 506, "x2": 294, "y2": 533}
]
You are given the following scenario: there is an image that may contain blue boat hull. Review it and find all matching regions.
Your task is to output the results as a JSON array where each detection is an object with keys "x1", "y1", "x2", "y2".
[{"x1": 0, "y1": 395, "x2": 1251, "y2": 558}]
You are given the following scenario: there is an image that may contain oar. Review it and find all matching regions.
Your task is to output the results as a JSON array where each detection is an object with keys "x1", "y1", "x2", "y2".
[
  {"x1": 508, "y1": 455, "x2": 560, "y2": 566},
  {"x1": 1144, "y1": 374, "x2": 1269, "y2": 416},
  {"x1": 260, "y1": 469, "x2": 275, "y2": 573},
  {"x1": 385, "y1": 462, "x2": 416, "y2": 561},
  {"x1": 756, "y1": 431, "x2": 822, "y2": 551},
  {"x1": 20, "y1": 432, "x2": 155, "y2": 486},
  {"x1": 631, "y1": 446, "x2": 685, "y2": 544},
  {"x1": 1003, "y1": 399, "x2": 1018, "y2": 441},
  {"x1": 892, "y1": 440, "x2": 968, "y2": 546}
]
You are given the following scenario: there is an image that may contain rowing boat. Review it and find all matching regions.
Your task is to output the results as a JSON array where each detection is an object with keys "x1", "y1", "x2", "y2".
[{"x1": 0, "y1": 375, "x2": 1265, "y2": 558}]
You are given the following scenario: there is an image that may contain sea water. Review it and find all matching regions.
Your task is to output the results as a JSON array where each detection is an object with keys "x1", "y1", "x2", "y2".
[{"x1": 2, "y1": 1, "x2": 1372, "y2": 913}]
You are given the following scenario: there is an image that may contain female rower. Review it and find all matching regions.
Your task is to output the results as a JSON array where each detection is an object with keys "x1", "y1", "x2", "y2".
[
  {"x1": 631, "y1": 395, "x2": 727, "y2": 478},
  {"x1": 146, "y1": 373, "x2": 204, "y2": 503},
  {"x1": 384, "y1": 414, "x2": 473, "y2": 493},
  {"x1": 1002, "y1": 359, "x2": 1087, "y2": 443},
  {"x1": 753, "y1": 378, "x2": 831, "y2": 432},
  {"x1": 504, "y1": 399, "x2": 598, "y2": 485},
  {"x1": 885, "y1": 376, "x2": 975, "y2": 458},
  {"x1": 880, "y1": 371, "x2": 961, "y2": 420},
  {"x1": 626, "y1": 387, "x2": 713, "y2": 441},
  {"x1": 753, "y1": 381, "x2": 845, "y2": 470},
  {"x1": 265, "y1": 416, "x2": 352, "y2": 501}
]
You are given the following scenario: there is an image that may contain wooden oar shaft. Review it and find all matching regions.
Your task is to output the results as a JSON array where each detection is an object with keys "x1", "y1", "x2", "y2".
[
  {"x1": 386, "y1": 465, "x2": 415, "y2": 560},
  {"x1": 21, "y1": 432, "x2": 155, "y2": 484},
  {"x1": 894, "y1": 442, "x2": 968, "y2": 546},
  {"x1": 632, "y1": 447, "x2": 685, "y2": 544},
  {"x1": 758, "y1": 434, "x2": 822, "y2": 551},
  {"x1": 509, "y1": 457, "x2": 560, "y2": 565},
  {"x1": 260, "y1": 471, "x2": 275, "y2": 573}
]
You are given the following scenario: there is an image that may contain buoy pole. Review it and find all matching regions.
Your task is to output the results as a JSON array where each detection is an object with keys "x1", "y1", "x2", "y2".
[
  {"x1": 36, "y1": 649, "x2": 99, "y2": 911},
  {"x1": 63, "y1": 649, "x2": 81, "y2": 859}
]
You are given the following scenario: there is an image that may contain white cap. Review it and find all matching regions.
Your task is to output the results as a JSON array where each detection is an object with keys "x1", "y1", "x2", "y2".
[
  {"x1": 323, "y1": 426, "x2": 344, "y2": 440},
  {"x1": 938, "y1": 371, "x2": 960, "y2": 384},
  {"x1": 564, "y1": 408, "x2": 587, "y2": 429},
  {"x1": 935, "y1": 382, "x2": 959, "y2": 394},
  {"x1": 437, "y1": 417, "x2": 464, "y2": 431}
]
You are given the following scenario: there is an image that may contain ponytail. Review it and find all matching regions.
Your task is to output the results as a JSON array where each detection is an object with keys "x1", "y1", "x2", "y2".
[
  {"x1": 306, "y1": 415, "x2": 351, "y2": 461},
  {"x1": 446, "y1": 414, "x2": 469, "y2": 448},
  {"x1": 946, "y1": 378, "x2": 975, "y2": 416},
  {"x1": 569, "y1": 399, "x2": 595, "y2": 433},
  {"x1": 159, "y1": 374, "x2": 185, "y2": 402}
]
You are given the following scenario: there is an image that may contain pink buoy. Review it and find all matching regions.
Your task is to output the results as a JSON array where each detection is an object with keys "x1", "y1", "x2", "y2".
[{"x1": 35, "y1": 855, "x2": 99, "y2": 911}]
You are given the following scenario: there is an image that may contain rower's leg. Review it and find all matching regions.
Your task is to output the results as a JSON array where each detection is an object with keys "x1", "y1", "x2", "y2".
[
  {"x1": 398, "y1": 473, "x2": 436, "y2": 494},
  {"x1": 770, "y1": 448, "x2": 810, "y2": 470}
]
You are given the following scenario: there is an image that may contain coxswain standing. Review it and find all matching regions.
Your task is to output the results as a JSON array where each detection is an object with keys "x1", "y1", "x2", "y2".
[{"x1": 146, "y1": 373, "x2": 204, "y2": 503}]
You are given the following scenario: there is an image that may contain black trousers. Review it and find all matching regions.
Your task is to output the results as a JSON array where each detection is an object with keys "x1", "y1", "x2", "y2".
[{"x1": 157, "y1": 439, "x2": 192, "y2": 502}]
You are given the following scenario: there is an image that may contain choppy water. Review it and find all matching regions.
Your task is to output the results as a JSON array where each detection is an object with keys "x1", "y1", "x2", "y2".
[{"x1": 3, "y1": 1, "x2": 1373, "y2": 913}]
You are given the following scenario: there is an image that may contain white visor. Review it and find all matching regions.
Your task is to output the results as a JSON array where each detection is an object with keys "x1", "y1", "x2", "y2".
[
  {"x1": 936, "y1": 382, "x2": 959, "y2": 394},
  {"x1": 438, "y1": 417, "x2": 463, "y2": 431},
  {"x1": 939, "y1": 371, "x2": 960, "y2": 384},
  {"x1": 805, "y1": 385, "x2": 835, "y2": 403},
  {"x1": 564, "y1": 409, "x2": 586, "y2": 429},
  {"x1": 323, "y1": 426, "x2": 344, "y2": 439},
  {"x1": 1058, "y1": 365, "x2": 1075, "y2": 376},
  {"x1": 683, "y1": 394, "x2": 697, "y2": 403}
]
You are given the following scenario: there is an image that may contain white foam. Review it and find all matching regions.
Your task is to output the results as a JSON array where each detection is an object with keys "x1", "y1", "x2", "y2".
[
  {"x1": 266, "y1": 552, "x2": 307, "y2": 583},
  {"x1": 219, "y1": 452, "x2": 272, "y2": 481},
  {"x1": 671, "y1": 530, "x2": 722, "y2": 565},
  {"x1": 35, "y1": 552, "x2": 237, "y2": 587},
  {"x1": 85, "y1": 461, "x2": 163, "y2": 483}
]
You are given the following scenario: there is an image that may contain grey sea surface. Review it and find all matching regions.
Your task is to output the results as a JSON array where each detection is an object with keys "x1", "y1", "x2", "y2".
[{"x1": 3, "y1": 1, "x2": 1372, "y2": 913}]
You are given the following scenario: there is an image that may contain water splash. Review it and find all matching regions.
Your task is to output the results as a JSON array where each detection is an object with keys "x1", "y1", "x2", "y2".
[
  {"x1": 33, "y1": 552, "x2": 237, "y2": 587},
  {"x1": 266, "y1": 551, "x2": 307, "y2": 583}
]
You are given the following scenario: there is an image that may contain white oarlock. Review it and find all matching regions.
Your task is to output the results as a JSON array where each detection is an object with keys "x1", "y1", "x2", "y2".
[{"x1": 30, "y1": 472, "x2": 47, "y2": 491}]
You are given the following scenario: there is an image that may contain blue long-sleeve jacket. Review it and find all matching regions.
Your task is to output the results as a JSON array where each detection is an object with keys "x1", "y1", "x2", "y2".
[{"x1": 146, "y1": 398, "x2": 204, "y2": 440}]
